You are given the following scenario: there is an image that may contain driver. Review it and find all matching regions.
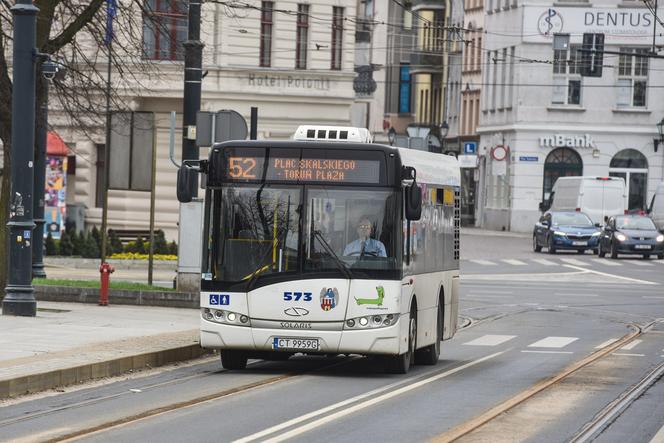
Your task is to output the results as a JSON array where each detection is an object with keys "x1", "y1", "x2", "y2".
[{"x1": 343, "y1": 217, "x2": 387, "y2": 257}]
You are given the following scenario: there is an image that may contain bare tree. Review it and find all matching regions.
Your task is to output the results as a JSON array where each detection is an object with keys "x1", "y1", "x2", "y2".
[{"x1": 0, "y1": 0, "x2": 183, "y2": 298}]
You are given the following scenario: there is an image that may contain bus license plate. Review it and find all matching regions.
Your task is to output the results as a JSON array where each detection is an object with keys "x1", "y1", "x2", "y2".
[
  {"x1": 273, "y1": 337, "x2": 319, "y2": 351},
  {"x1": 572, "y1": 241, "x2": 587, "y2": 246},
  {"x1": 635, "y1": 244, "x2": 651, "y2": 249}
]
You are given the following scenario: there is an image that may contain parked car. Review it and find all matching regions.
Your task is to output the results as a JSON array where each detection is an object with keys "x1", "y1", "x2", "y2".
[
  {"x1": 533, "y1": 211, "x2": 601, "y2": 254},
  {"x1": 599, "y1": 215, "x2": 664, "y2": 259},
  {"x1": 539, "y1": 176, "x2": 626, "y2": 226},
  {"x1": 648, "y1": 181, "x2": 664, "y2": 231}
]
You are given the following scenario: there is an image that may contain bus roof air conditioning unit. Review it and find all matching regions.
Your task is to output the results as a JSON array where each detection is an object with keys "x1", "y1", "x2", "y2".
[{"x1": 293, "y1": 125, "x2": 373, "y2": 143}]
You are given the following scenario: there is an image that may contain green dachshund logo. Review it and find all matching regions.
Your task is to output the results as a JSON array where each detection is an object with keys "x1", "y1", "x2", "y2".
[{"x1": 355, "y1": 286, "x2": 385, "y2": 306}]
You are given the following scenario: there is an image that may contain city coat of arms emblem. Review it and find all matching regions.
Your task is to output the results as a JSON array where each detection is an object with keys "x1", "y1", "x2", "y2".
[{"x1": 320, "y1": 287, "x2": 339, "y2": 311}]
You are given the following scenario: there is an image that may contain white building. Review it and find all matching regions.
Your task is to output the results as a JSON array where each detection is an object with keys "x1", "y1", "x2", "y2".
[
  {"x1": 54, "y1": 0, "x2": 357, "y2": 240},
  {"x1": 478, "y1": 0, "x2": 664, "y2": 232}
]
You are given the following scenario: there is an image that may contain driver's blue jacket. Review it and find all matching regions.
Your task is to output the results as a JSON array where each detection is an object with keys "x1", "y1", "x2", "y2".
[{"x1": 343, "y1": 238, "x2": 387, "y2": 257}]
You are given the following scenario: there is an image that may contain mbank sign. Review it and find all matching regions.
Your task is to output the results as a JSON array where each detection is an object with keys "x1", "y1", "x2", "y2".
[{"x1": 539, "y1": 134, "x2": 595, "y2": 149}]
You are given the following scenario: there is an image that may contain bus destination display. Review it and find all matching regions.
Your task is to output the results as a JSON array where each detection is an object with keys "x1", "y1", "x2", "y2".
[{"x1": 226, "y1": 156, "x2": 381, "y2": 183}]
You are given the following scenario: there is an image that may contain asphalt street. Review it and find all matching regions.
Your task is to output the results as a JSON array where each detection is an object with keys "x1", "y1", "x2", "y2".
[{"x1": 1, "y1": 231, "x2": 662, "y2": 443}]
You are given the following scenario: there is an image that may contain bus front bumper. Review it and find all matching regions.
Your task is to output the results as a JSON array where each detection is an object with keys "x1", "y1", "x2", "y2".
[{"x1": 200, "y1": 316, "x2": 406, "y2": 356}]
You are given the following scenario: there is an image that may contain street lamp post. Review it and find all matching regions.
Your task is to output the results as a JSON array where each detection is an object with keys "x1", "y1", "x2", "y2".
[
  {"x1": 32, "y1": 60, "x2": 58, "y2": 279},
  {"x1": 3, "y1": 0, "x2": 39, "y2": 316},
  {"x1": 655, "y1": 118, "x2": 664, "y2": 152},
  {"x1": 440, "y1": 121, "x2": 450, "y2": 153}
]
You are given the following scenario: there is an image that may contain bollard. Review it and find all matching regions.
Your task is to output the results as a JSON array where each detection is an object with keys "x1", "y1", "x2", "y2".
[{"x1": 99, "y1": 262, "x2": 115, "y2": 306}]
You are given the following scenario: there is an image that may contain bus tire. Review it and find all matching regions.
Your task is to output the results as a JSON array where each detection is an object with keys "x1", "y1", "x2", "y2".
[
  {"x1": 415, "y1": 301, "x2": 442, "y2": 365},
  {"x1": 221, "y1": 350, "x2": 248, "y2": 370},
  {"x1": 385, "y1": 307, "x2": 416, "y2": 374}
]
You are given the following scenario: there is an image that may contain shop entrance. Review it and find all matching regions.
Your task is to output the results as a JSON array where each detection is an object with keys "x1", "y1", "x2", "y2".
[
  {"x1": 542, "y1": 148, "x2": 583, "y2": 201},
  {"x1": 609, "y1": 149, "x2": 648, "y2": 211}
]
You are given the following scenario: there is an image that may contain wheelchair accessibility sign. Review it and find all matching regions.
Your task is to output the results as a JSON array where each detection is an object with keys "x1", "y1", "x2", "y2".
[{"x1": 209, "y1": 294, "x2": 230, "y2": 305}]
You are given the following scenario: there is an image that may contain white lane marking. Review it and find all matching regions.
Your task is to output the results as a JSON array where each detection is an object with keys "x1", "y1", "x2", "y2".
[
  {"x1": 521, "y1": 350, "x2": 574, "y2": 354},
  {"x1": 528, "y1": 336, "x2": 579, "y2": 348},
  {"x1": 562, "y1": 264, "x2": 658, "y2": 285},
  {"x1": 613, "y1": 353, "x2": 645, "y2": 357},
  {"x1": 628, "y1": 260, "x2": 654, "y2": 267},
  {"x1": 468, "y1": 259, "x2": 497, "y2": 266},
  {"x1": 501, "y1": 259, "x2": 527, "y2": 266},
  {"x1": 554, "y1": 293, "x2": 598, "y2": 297},
  {"x1": 643, "y1": 296, "x2": 664, "y2": 299},
  {"x1": 560, "y1": 258, "x2": 589, "y2": 266},
  {"x1": 591, "y1": 258, "x2": 622, "y2": 267},
  {"x1": 466, "y1": 294, "x2": 512, "y2": 298},
  {"x1": 620, "y1": 339, "x2": 643, "y2": 351},
  {"x1": 532, "y1": 258, "x2": 557, "y2": 266},
  {"x1": 234, "y1": 351, "x2": 506, "y2": 443},
  {"x1": 466, "y1": 289, "x2": 514, "y2": 294},
  {"x1": 595, "y1": 338, "x2": 619, "y2": 349},
  {"x1": 463, "y1": 335, "x2": 517, "y2": 346}
]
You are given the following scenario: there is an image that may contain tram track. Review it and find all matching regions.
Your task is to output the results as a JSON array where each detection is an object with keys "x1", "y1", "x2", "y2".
[
  {"x1": 430, "y1": 324, "x2": 644, "y2": 443},
  {"x1": 33, "y1": 356, "x2": 361, "y2": 443}
]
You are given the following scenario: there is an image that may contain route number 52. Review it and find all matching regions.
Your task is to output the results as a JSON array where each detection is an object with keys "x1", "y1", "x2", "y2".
[{"x1": 228, "y1": 157, "x2": 257, "y2": 179}]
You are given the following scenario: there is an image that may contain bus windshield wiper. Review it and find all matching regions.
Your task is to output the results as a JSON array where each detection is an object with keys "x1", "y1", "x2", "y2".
[{"x1": 312, "y1": 230, "x2": 352, "y2": 279}]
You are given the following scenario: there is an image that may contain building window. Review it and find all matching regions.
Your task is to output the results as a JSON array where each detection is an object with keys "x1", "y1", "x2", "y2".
[
  {"x1": 95, "y1": 144, "x2": 106, "y2": 208},
  {"x1": 143, "y1": 0, "x2": 187, "y2": 61},
  {"x1": 260, "y1": 1, "x2": 274, "y2": 67},
  {"x1": 617, "y1": 48, "x2": 648, "y2": 107},
  {"x1": 399, "y1": 65, "x2": 411, "y2": 113},
  {"x1": 552, "y1": 44, "x2": 582, "y2": 105},
  {"x1": 295, "y1": 4, "x2": 309, "y2": 69},
  {"x1": 331, "y1": 7, "x2": 344, "y2": 70},
  {"x1": 402, "y1": 1, "x2": 412, "y2": 29}
]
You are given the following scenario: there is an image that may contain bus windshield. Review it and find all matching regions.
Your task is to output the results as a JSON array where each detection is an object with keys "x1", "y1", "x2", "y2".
[
  {"x1": 305, "y1": 188, "x2": 399, "y2": 273},
  {"x1": 209, "y1": 185, "x2": 399, "y2": 285},
  {"x1": 214, "y1": 185, "x2": 301, "y2": 283}
]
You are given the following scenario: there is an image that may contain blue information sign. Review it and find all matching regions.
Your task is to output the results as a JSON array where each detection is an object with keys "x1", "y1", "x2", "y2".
[
  {"x1": 463, "y1": 142, "x2": 477, "y2": 154},
  {"x1": 519, "y1": 156, "x2": 539, "y2": 162}
]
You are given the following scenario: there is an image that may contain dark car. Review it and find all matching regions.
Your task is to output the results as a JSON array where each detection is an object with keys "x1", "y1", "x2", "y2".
[
  {"x1": 533, "y1": 211, "x2": 601, "y2": 254},
  {"x1": 598, "y1": 215, "x2": 664, "y2": 259}
]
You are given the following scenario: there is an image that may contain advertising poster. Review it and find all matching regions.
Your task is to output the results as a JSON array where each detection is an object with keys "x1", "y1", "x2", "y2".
[{"x1": 44, "y1": 155, "x2": 67, "y2": 239}]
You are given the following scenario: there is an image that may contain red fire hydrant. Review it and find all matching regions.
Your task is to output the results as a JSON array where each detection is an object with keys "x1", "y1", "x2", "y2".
[{"x1": 99, "y1": 262, "x2": 115, "y2": 306}]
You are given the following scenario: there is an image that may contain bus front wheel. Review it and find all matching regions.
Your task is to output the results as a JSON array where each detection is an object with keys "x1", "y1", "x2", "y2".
[
  {"x1": 221, "y1": 350, "x2": 248, "y2": 370},
  {"x1": 385, "y1": 308, "x2": 416, "y2": 374}
]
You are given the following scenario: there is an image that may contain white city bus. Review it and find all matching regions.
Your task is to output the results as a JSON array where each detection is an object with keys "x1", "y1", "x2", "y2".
[{"x1": 177, "y1": 127, "x2": 461, "y2": 373}]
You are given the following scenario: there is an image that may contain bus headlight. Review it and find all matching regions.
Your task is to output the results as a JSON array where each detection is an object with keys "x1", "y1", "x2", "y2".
[
  {"x1": 345, "y1": 313, "x2": 399, "y2": 330},
  {"x1": 201, "y1": 308, "x2": 250, "y2": 327}
]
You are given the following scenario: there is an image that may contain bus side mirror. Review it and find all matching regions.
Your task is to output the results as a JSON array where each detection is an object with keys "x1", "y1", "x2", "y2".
[
  {"x1": 405, "y1": 183, "x2": 422, "y2": 221},
  {"x1": 177, "y1": 167, "x2": 194, "y2": 203}
]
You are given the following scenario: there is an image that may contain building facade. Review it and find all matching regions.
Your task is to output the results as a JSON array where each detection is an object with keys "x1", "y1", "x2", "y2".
[
  {"x1": 52, "y1": 0, "x2": 358, "y2": 240},
  {"x1": 457, "y1": 0, "x2": 484, "y2": 225},
  {"x1": 478, "y1": 0, "x2": 664, "y2": 232}
]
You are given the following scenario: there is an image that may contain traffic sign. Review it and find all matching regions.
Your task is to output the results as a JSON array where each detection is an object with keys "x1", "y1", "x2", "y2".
[{"x1": 464, "y1": 142, "x2": 477, "y2": 154}]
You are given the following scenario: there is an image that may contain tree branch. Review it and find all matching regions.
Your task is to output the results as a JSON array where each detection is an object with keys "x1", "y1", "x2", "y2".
[{"x1": 45, "y1": 0, "x2": 104, "y2": 53}]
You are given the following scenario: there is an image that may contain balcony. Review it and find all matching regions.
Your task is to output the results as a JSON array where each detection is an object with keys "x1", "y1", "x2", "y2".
[
  {"x1": 409, "y1": 51, "x2": 443, "y2": 74},
  {"x1": 411, "y1": 0, "x2": 445, "y2": 12}
]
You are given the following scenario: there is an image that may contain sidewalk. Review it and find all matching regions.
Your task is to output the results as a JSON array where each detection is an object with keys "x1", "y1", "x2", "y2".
[
  {"x1": 0, "y1": 301, "x2": 205, "y2": 399},
  {"x1": 461, "y1": 226, "x2": 530, "y2": 239}
]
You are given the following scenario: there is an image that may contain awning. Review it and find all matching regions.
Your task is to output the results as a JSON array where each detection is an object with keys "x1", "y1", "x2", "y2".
[{"x1": 47, "y1": 131, "x2": 69, "y2": 156}]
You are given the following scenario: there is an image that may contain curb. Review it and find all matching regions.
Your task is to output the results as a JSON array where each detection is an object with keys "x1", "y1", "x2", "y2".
[
  {"x1": 35, "y1": 285, "x2": 199, "y2": 308},
  {"x1": 0, "y1": 344, "x2": 213, "y2": 400}
]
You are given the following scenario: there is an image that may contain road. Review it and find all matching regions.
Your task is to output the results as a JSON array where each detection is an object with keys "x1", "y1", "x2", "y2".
[{"x1": 1, "y1": 231, "x2": 663, "y2": 443}]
